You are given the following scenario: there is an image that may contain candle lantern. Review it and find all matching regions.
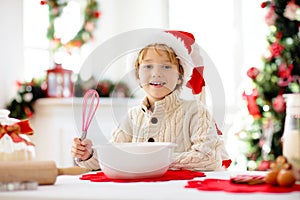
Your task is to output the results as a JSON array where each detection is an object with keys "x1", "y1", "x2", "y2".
[{"x1": 46, "y1": 63, "x2": 74, "y2": 97}]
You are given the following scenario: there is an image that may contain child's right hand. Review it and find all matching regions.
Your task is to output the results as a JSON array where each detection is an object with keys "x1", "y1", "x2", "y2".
[{"x1": 71, "y1": 137, "x2": 93, "y2": 161}]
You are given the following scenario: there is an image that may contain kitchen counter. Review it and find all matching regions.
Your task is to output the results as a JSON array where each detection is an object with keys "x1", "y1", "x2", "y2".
[{"x1": 1, "y1": 171, "x2": 299, "y2": 200}]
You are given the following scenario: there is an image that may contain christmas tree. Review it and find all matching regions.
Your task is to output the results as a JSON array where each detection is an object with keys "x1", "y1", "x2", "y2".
[
  {"x1": 240, "y1": 0, "x2": 300, "y2": 170},
  {"x1": 6, "y1": 79, "x2": 47, "y2": 119}
]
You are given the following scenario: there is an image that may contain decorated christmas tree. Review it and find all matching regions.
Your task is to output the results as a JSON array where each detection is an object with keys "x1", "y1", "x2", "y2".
[{"x1": 240, "y1": 0, "x2": 300, "y2": 170}]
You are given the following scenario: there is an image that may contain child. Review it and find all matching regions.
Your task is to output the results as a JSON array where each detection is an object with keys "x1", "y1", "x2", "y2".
[{"x1": 71, "y1": 30, "x2": 231, "y2": 171}]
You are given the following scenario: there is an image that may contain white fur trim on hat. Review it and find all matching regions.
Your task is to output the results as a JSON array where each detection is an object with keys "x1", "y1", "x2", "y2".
[{"x1": 126, "y1": 30, "x2": 204, "y2": 84}]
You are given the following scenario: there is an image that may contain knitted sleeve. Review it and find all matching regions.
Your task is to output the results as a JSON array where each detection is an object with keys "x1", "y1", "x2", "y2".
[
  {"x1": 77, "y1": 150, "x2": 100, "y2": 170},
  {"x1": 170, "y1": 103, "x2": 223, "y2": 171}
]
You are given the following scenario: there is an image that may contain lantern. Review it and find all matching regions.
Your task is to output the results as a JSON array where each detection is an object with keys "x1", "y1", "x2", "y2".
[{"x1": 46, "y1": 63, "x2": 74, "y2": 97}]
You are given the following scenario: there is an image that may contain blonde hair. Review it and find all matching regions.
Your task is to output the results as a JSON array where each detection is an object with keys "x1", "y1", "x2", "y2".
[{"x1": 134, "y1": 44, "x2": 184, "y2": 89}]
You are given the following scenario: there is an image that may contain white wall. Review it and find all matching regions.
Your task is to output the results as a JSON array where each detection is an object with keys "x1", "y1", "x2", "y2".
[{"x1": 0, "y1": 0, "x2": 24, "y2": 108}]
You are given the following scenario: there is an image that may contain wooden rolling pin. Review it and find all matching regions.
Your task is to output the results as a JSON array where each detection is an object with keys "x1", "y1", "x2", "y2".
[{"x1": 0, "y1": 161, "x2": 90, "y2": 185}]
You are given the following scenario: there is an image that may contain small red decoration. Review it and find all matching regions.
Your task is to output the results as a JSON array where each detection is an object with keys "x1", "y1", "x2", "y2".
[
  {"x1": 278, "y1": 63, "x2": 293, "y2": 78},
  {"x1": 0, "y1": 120, "x2": 34, "y2": 145},
  {"x1": 222, "y1": 159, "x2": 232, "y2": 168},
  {"x1": 94, "y1": 11, "x2": 101, "y2": 18},
  {"x1": 269, "y1": 42, "x2": 285, "y2": 58},
  {"x1": 186, "y1": 66, "x2": 206, "y2": 95},
  {"x1": 273, "y1": 94, "x2": 286, "y2": 113},
  {"x1": 261, "y1": 2, "x2": 267, "y2": 8},
  {"x1": 242, "y1": 88, "x2": 261, "y2": 118},
  {"x1": 247, "y1": 67, "x2": 260, "y2": 79},
  {"x1": 46, "y1": 63, "x2": 74, "y2": 98},
  {"x1": 40, "y1": 1, "x2": 47, "y2": 5}
]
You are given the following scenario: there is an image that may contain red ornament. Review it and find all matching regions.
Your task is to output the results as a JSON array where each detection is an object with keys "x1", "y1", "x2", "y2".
[
  {"x1": 40, "y1": 1, "x2": 47, "y2": 5},
  {"x1": 273, "y1": 94, "x2": 286, "y2": 113},
  {"x1": 269, "y1": 42, "x2": 285, "y2": 58},
  {"x1": 278, "y1": 64, "x2": 293, "y2": 78},
  {"x1": 276, "y1": 31, "x2": 283, "y2": 39},
  {"x1": 94, "y1": 11, "x2": 101, "y2": 18},
  {"x1": 261, "y1": 2, "x2": 267, "y2": 8},
  {"x1": 247, "y1": 67, "x2": 260, "y2": 79}
]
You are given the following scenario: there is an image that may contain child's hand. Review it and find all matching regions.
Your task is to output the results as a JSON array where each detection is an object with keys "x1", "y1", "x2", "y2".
[{"x1": 71, "y1": 137, "x2": 93, "y2": 161}]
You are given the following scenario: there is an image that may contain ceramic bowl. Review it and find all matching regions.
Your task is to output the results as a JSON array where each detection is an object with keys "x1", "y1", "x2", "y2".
[{"x1": 93, "y1": 142, "x2": 177, "y2": 179}]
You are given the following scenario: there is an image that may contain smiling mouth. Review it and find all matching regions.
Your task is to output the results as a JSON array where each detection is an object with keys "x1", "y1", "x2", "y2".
[{"x1": 149, "y1": 82, "x2": 166, "y2": 86}]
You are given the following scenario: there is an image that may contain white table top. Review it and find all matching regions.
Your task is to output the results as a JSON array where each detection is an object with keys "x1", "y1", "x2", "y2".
[{"x1": 0, "y1": 171, "x2": 299, "y2": 200}]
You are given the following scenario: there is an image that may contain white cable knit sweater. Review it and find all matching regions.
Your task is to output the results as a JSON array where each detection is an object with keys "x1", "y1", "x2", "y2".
[{"x1": 79, "y1": 90, "x2": 230, "y2": 171}]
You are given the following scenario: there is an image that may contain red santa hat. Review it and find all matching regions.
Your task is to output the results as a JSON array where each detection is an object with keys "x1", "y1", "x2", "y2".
[
  {"x1": 128, "y1": 29, "x2": 206, "y2": 97},
  {"x1": 164, "y1": 30, "x2": 205, "y2": 95}
]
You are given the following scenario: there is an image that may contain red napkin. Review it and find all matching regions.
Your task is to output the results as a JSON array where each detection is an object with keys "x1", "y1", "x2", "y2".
[
  {"x1": 185, "y1": 179, "x2": 300, "y2": 193},
  {"x1": 80, "y1": 170, "x2": 205, "y2": 183}
]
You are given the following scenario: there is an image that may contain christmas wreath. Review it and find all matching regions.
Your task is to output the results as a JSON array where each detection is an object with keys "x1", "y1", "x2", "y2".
[{"x1": 40, "y1": 0, "x2": 101, "y2": 52}]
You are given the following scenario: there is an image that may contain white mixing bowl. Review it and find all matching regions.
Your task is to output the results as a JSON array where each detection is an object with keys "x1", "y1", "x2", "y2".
[{"x1": 93, "y1": 142, "x2": 177, "y2": 179}]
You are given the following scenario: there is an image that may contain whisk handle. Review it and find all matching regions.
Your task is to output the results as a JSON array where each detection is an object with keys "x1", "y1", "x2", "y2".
[{"x1": 80, "y1": 131, "x2": 87, "y2": 141}]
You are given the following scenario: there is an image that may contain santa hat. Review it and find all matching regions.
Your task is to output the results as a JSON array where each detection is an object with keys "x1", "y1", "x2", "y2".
[
  {"x1": 128, "y1": 29, "x2": 206, "y2": 99},
  {"x1": 164, "y1": 31, "x2": 205, "y2": 95}
]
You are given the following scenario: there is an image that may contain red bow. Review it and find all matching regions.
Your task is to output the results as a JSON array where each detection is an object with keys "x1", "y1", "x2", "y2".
[
  {"x1": 0, "y1": 120, "x2": 34, "y2": 145},
  {"x1": 186, "y1": 66, "x2": 206, "y2": 95}
]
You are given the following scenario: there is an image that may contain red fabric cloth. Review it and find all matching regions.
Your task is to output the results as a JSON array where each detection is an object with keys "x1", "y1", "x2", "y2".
[
  {"x1": 185, "y1": 179, "x2": 300, "y2": 193},
  {"x1": 80, "y1": 170, "x2": 205, "y2": 183}
]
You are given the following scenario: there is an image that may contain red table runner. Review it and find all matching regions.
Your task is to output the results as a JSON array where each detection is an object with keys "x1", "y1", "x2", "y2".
[
  {"x1": 185, "y1": 179, "x2": 300, "y2": 193},
  {"x1": 80, "y1": 170, "x2": 205, "y2": 183}
]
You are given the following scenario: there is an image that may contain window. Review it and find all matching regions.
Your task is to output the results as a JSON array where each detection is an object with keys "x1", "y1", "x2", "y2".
[
  {"x1": 169, "y1": 0, "x2": 267, "y2": 107},
  {"x1": 23, "y1": 0, "x2": 91, "y2": 81},
  {"x1": 23, "y1": 0, "x2": 49, "y2": 81}
]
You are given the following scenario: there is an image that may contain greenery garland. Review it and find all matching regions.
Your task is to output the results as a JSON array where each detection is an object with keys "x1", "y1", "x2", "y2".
[{"x1": 41, "y1": 0, "x2": 100, "y2": 52}]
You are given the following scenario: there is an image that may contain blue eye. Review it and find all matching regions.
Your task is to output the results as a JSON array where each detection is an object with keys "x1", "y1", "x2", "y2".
[
  {"x1": 142, "y1": 64, "x2": 153, "y2": 69},
  {"x1": 162, "y1": 65, "x2": 171, "y2": 69}
]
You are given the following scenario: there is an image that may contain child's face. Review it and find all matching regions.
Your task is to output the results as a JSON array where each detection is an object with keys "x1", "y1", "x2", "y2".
[{"x1": 137, "y1": 48, "x2": 181, "y2": 103}]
